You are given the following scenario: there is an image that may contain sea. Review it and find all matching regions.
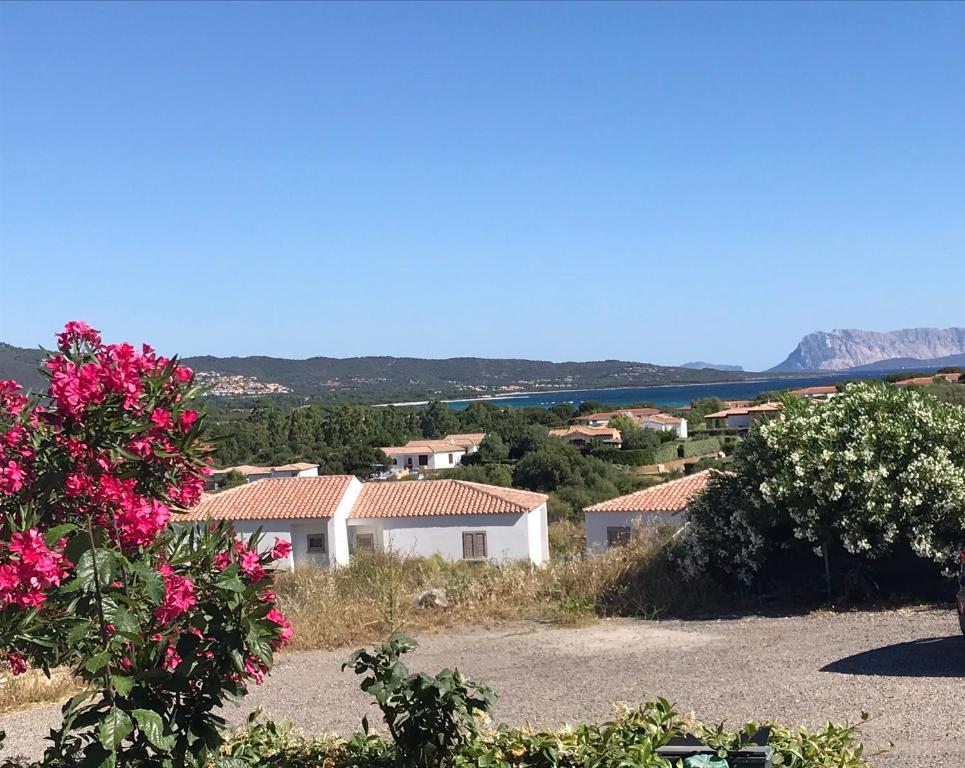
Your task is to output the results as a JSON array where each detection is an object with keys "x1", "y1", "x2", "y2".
[{"x1": 445, "y1": 371, "x2": 886, "y2": 410}]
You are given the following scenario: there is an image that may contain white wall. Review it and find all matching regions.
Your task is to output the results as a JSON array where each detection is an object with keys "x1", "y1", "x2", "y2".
[
  {"x1": 387, "y1": 449, "x2": 466, "y2": 474},
  {"x1": 584, "y1": 509, "x2": 684, "y2": 553},
  {"x1": 526, "y1": 503, "x2": 550, "y2": 565},
  {"x1": 233, "y1": 520, "x2": 295, "y2": 569},
  {"x1": 361, "y1": 512, "x2": 543, "y2": 564}
]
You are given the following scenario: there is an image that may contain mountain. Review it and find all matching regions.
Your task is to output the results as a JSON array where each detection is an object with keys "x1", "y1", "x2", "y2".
[
  {"x1": 679, "y1": 361, "x2": 744, "y2": 372},
  {"x1": 0, "y1": 343, "x2": 761, "y2": 404},
  {"x1": 847, "y1": 352, "x2": 965, "y2": 372},
  {"x1": 770, "y1": 328, "x2": 965, "y2": 372}
]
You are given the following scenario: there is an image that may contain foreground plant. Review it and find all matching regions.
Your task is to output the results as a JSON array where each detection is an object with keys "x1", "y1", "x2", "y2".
[
  {"x1": 0, "y1": 323, "x2": 293, "y2": 767},
  {"x1": 344, "y1": 634, "x2": 495, "y2": 768}
]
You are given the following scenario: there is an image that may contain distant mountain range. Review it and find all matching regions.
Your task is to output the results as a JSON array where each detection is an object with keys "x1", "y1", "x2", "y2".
[
  {"x1": 0, "y1": 343, "x2": 762, "y2": 403},
  {"x1": 679, "y1": 361, "x2": 745, "y2": 372},
  {"x1": 770, "y1": 328, "x2": 965, "y2": 372}
]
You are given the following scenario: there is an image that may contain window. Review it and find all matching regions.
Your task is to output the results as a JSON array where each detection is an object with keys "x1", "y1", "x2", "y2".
[
  {"x1": 354, "y1": 533, "x2": 375, "y2": 551},
  {"x1": 307, "y1": 533, "x2": 327, "y2": 553},
  {"x1": 462, "y1": 531, "x2": 488, "y2": 560},
  {"x1": 406, "y1": 456, "x2": 413, "y2": 467},
  {"x1": 418, "y1": 454, "x2": 429, "y2": 467},
  {"x1": 448, "y1": 453, "x2": 454, "y2": 464},
  {"x1": 392, "y1": 457, "x2": 398, "y2": 466},
  {"x1": 606, "y1": 527, "x2": 631, "y2": 548}
]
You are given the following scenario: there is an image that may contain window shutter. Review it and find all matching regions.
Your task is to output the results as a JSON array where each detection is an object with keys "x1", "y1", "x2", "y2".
[
  {"x1": 474, "y1": 532, "x2": 487, "y2": 558},
  {"x1": 462, "y1": 532, "x2": 474, "y2": 559}
]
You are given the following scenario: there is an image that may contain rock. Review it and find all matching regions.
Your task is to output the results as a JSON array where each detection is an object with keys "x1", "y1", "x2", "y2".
[{"x1": 414, "y1": 588, "x2": 449, "y2": 610}]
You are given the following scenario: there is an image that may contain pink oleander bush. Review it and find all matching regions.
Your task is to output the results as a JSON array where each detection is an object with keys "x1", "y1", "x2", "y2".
[{"x1": 0, "y1": 323, "x2": 292, "y2": 768}]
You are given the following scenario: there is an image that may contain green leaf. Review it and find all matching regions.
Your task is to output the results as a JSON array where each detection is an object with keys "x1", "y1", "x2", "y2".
[
  {"x1": 105, "y1": 605, "x2": 140, "y2": 635},
  {"x1": 84, "y1": 652, "x2": 110, "y2": 675},
  {"x1": 98, "y1": 706, "x2": 133, "y2": 750},
  {"x1": 66, "y1": 620, "x2": 92, "y2": 646},
  {"x1": 132, "y1": 708, "x2": 175, "y2": 750},
  {"x1": 110, "y1": 675, "x2": 134, "y2": 697},
  {"x1": 44, "y1": 523, "x2": 78, "y2": 546},
  {"x1": 76, "y1": 549, "x2": 116, "y2": 593},
  {"x1": 130, "y1": 562, "x2": 165, "y2": 603}
]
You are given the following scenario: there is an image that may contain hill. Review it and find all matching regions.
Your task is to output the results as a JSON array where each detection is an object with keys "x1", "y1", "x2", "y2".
[
  {"x1": 847, "y1": 352, "x2": 965, "y2": 372},
  {"x1": 679, "y1": 361, "x2": 744, "y2": 372},
  {"x1": 0, "y1": 343, "x2": 756, "y2": 403},
  {"x1": 769, "y1": 328, "x2": 965, "y2": 372}
]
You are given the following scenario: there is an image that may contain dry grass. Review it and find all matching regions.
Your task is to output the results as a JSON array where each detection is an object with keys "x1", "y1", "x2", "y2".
[
  {"x1": 275, "y1": 525, "x2": 733, "y2": 652},
  {"x1": 0, "y1": 667, "x2": 81, "y2": 715}
]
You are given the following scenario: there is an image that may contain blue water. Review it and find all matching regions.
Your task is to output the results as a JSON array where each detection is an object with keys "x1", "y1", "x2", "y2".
[{"x1": 446, "y1": 372, "x2": 884, "y2": 410}]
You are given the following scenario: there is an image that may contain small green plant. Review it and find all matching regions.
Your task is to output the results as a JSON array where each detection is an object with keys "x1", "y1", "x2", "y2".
[{"x1": 344, "y1": 634, "x2": 496, "y2": 768}]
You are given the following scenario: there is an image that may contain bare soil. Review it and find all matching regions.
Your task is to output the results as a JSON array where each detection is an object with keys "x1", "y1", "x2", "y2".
[{"x1": 1, "y1": 607, "x2": 961, "y2": 766}]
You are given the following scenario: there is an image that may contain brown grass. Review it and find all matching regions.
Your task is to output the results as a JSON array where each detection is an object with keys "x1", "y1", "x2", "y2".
[
  {"x1": 275, "y1": 525, "x2": 733, "y2": 652},
  {"x1": 0, "y1": 667, "x2": 81, "y2": 715}
]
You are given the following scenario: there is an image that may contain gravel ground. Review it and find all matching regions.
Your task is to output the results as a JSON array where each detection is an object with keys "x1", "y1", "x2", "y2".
[{"x1": 2, "y1": 607, "x2": 962, "y2": 766}]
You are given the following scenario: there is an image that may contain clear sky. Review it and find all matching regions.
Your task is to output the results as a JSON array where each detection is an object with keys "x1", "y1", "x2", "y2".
[{"x1": 1, "y1": 2, "x2": 962, "y2": 371}]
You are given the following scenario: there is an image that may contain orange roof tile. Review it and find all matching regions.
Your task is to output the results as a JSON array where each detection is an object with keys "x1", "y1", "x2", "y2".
[
  {"x1": 585, "y1": 470, "x2": 722, "y2": 513},
  {"x1": 704, "y1": 403, "x2": 783, "y2": 419},
  {"x1": 178, "y1": 476, "x2": 354, "y2": 521},
  {"x1": 549, "y1": 426, "x2": 622, "y2": 440},
  {"x1": 351, "y1": 480, "x2": 546, "y2": 519},
  {"x1": 789, "y1": 386, "x2": 838, "y2": 396},
  {"x1": 642, "y1": 413, "x2": 685, "y2": 425}
]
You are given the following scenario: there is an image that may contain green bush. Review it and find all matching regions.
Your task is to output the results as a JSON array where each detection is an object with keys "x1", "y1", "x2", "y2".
[
  {"x1": 680, "y1": 436, "x2": 721, "y2": 458},
  {"x1": 654, "y1": 442, "x2": 681, "y2": 463},
  {"x1": 589, "y1": 447, "x2": 655, "y2": 466},
  {"x1": 216, "y1": 698, "x2": 869, "y2": 768}
]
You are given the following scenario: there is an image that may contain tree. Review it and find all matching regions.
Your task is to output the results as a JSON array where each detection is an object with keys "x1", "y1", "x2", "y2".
[
  {"x1": 679, "y1": 383, "x2": 965, "y2": 594},
  {"x1": 420, "y1": 400, "x2": 457, "y2": 439},
  {"x1": 473, "y1": 433, "x2": 509, "y2": 464},
  {"x1": 512, "y1": 444, "x2": 578, "y2": 491}
]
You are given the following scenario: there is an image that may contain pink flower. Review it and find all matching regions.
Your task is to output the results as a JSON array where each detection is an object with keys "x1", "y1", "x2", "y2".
[
  {"x1": 0, "y1": 460, "x2": 25, "y2": 495},
  {"x1": 213, "y1": 549, "x2": 231, "y2": 571},
  {"x1": 56, "y1": 321, "x2": 101, "y2": 352},
  {"x1": 149, "y1": 408, "x2": 173, "y2": 430},
  {"x1": 114, "y1": 496, "x2": 169, "y2": 549},
  {"x1": 6, "y1": 651, "x2": 27, "y2": 676},
  {"x1": 154, "y1": 564, "x2": 196, "y2": 625},
  {"x1": 266, "y1": 606, "x2": 294, "y2": 648},
  {"x1": 269, "y1": 538, "x2": 292, "y2": 561},
  {"x1": 162, "y1": 645, "x2": 182, "y2": 672},
  {"x1": 178, "y1": 410, "x2": 198, "y2": 432},
  {"x1": 174, "y1": 366, "x2": 193, "y2": 383},
  {"x1": 243, "y1": 654, "x2": 268, "y2": 685},
  {"x1": 238, "y1": 548, "x2": 265, "y2": 582},
  {"x1": 0, "y1": 528, "x2": 71, "y2": 609}
]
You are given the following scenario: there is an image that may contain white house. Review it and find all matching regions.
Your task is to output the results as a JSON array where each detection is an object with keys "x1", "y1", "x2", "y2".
[
  {"x1": 573, "y1": 408, "x2": 660, "y2": 427},
  {"x1": 639, "y1": 413, "x2": 688, "y2": 439},
  {"x1": 703, "y1": 403, "x2": 782, "y2": 434},
  {"x1": 583, "y1": 470, "x2": 718, "y2": 553},
  {"x1": 206, "y1": 463, "x2": 319, "y2": 490},
  {"x1": 379, "y1": 433, "x2": 485, "y2": 476},
  {"x1": 181, "y1": 475, "x2": 549, "y2": 568}
]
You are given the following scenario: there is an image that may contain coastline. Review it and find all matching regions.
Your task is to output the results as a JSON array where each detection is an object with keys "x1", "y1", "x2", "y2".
[{"x1": 372, "y1": 372, "x2": 846, "y2": 408}]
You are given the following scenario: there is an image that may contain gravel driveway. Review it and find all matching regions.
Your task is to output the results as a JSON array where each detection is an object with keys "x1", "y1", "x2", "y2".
[{"x1": 2, "y1": 607, "x2": 962, "y2": 766}]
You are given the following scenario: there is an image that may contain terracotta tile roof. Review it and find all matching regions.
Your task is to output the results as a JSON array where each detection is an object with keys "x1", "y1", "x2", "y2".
[
  {"x1": 704, "y1": 403, "x2": 783, "y2": 419},
  {"x1": 178, "y1": 476, "x2": 355, "y2": 521},
  {"x1": 789, "y1": 386, "x2": 838, "y2": 396},
  {"x1": 895, "y1": 373, "x2": 961, "y2": 387},
  {"x1": 550, "y1": 426, "x2": 622, "y2": 440},
  {"x1": 211, "y1": 463, "x2": 318, "y2": 476},
  {"x1": 575, "y1": 408, "x2": 661, "y2": 422},
  {"x1": 351, "y1": 480, "x2": 547, "y2": 519},
  {"x1": 585, "y1": 470, "x2": 723, "y2": 513},
  {"x1": 379, "y1": 441, "x2": 468, "y2": 455},
  {"x1": 642, "y1": 413, "x2": 685, "y2": 425},
  {"x1": 379, "y1": 433, "x2": 485, "y2": 455}
]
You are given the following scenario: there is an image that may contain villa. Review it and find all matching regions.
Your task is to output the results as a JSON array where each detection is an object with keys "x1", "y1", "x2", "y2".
[
  {"x1": 181, "y1": 475, "x2": 549, "y2": 568},
  {"x1": 703, "y1": 402, "x2": 782, "y2": 433},
  {"x1": 639, "y1": 413, "x2": 688, "y2": 438},
  {"x1": 572, "y1": 408, "x2": 660, "y2": 427},
  {"x1": 379, "y1": 432, "x2": 486, "y2": 476},
  {"x1": 789, "y1": 385, "x2": 838, "y2": 400},
  {"x1": 583, "y1": 470, "x2": 719, "y2": 552},
  {"x1": 549, "y1": 425, "x2": 622, "y2": 447},
  {"x1": 205, "y1": 462, "x2": 319, "y2": 490}
]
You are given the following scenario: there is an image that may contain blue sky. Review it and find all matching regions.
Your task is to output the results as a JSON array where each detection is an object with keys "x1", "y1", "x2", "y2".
[{"x1": 1, "y1": 2, "x2": 962, "y2": 371}]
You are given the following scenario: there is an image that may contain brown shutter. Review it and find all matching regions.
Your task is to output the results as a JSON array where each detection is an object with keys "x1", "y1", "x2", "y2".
[
  {"x1": 474, "y1": 532, "x2": 487, "y2": 558},
  {"x1": 462, "y1": 532, "x2": 474, "y2": 559}
]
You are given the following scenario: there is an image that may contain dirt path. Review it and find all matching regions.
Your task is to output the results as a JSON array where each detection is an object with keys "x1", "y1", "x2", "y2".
[{"x1": 2, "y1": 608, "x2": 961, "y2": 767}]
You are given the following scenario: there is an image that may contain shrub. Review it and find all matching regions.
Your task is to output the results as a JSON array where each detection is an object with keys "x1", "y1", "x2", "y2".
[
  {"x1": 344, "y1": 634, "x2": 495, "y2": 768},
  {"x1": 0, "y1": 323, "x2": 292, "y2": 768},
  {"x1": 589, "y1": 447, "x2": 654, "y2": 466}
]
